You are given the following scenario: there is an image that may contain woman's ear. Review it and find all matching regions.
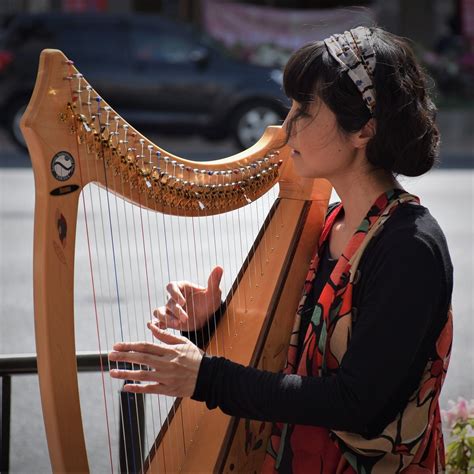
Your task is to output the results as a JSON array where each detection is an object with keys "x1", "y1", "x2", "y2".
[{"x1": 352, "y1": 118, "x2": 376, "y2": 149}]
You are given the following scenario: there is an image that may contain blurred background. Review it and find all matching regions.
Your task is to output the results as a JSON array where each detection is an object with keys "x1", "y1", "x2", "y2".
[
  {"x1": 0, "y1": 0, "x2": 472, "y2": 472},
  {"x1": 0, "y1": 0, "x2": 473, "y2": 156}
]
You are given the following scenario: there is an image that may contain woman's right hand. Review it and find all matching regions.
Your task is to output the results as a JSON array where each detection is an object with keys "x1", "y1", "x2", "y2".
[{"x1": 153, "y1": 266, "x2": 224, "y2": 331}]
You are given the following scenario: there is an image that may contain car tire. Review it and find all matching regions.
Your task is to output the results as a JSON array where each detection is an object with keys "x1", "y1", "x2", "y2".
[
  {"x1": 7, "y1": 98, "x2": 28, "y2": 149},
  {"x1": 231, "y1": 102, "x2": 284, "y2": 150}
]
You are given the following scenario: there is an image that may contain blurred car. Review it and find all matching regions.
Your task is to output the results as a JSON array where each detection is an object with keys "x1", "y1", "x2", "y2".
[{"x1": 0, "y1": 12, "x2": 289, "y2": 150}]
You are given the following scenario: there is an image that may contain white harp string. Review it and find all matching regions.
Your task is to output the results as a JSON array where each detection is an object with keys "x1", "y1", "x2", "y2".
[{"x1": 68, "y1": 62, "x2": 284, "y2": 471}]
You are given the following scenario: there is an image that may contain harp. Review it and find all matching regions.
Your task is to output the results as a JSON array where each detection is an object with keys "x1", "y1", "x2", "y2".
[{"x1": 22, "y1": 49, "x2": 331, "y2": 473}]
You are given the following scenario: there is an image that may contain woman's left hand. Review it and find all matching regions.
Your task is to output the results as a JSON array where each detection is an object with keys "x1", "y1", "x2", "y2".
[{"x1": 108, "y1": 321, "x2": 203, "y2": 397}]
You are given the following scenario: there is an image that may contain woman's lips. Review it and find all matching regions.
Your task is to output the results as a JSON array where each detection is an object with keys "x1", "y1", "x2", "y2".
[{"x1": 291, "y1": 149, "x2": 301, "y2": 158}]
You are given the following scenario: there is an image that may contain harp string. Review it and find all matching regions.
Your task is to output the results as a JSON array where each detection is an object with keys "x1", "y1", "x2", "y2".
[
  {"x1": 87, "y1": 84, "x2": 123, "y2": 472},
  {"x1": 149, "y1": 139, "x2": 177, "y2": 469},
  {"x1": 144, "y1": 187, "x2": 168, "y2": 466},
  {"x1": 252, "y1": 186, "x2": 266, "y2": 280},
  {"x1": 248, "y1": 171, "x2": 260, "y2": 299},
  {"x1": 97, "y1": 101, "x2": 141, "y2": 472},
  {"x1": 240, "y1": 206, "x2": 250, "y2": 312},
  {"x1": 126, "y1": 131, "x2": 159, "y2": 468},
  {"x1": 103, "y1": 102, "x2": 149, "y2": 471},
  {"x1": 68, "y1": 59, "x2": 283, "y2": 472},
  {"x1": 202, "y1": 210, "x2": 217, "y2": 355},
  {"x1": 125, "y1": 133, "x2": 164, "y2": 471},
  {"x1": 143, "y1": 179, "x2": 172, "y2": 470},
  {"x1": 85, "y1": 76, "x2": 150, "y2": 470},
  {"x1": 210, "y1": 213, "x2": 223, "y2": 356},
  {"x1": 161, "y1": 156, "x2": 186, "y2": 470},
  {"x1": 127, "y1": 143, "x2": 149, "y2": 471},
  {"x1": 157, "y1": 193, "x2": 178, "y2": 473},
  {"x1": 112, "y1": 177, "x2": 135, "y2": 474},
  {"x1": 87, "y1": 180, "x2": 121, "y2": 456},
  {"x1": 116, "y1": 156, "x2": 149, "y2": 472},
  {"x1": 192, "y1": 166, "x2": 208, "y2": 439},
  {"x1": 118, "y1": 173, "x2": 144, "y2": 470},
  {"x1": 188, "y1": 196, "x2": 203, "y2": 441},
  {"x1": 240, "y1": 194, "x2": 251, "y2": 316},
  {"x1": 216, "y1": 173, "x2": 231, "y2": 340},
  {"x1": 186, "y1": 214, "x2": 202, "y2": 438},
  {"x1": 151, "y1": 190, "x2": 173, "y2": 456},
  {"x1": 67, "y1": 67, "x2": 115, "y2": 472},
  {"x1": 224, "y1": 201, "x2": 239, "y2": 339},
  {"x1": 134, "y1": 132, "x2": 161, "y2": 466},
  {"x1": 249, "y1": 186, "x2": 258, "y2": 289},
  {"x1": 201, "y1": 197, "x2": 219, "y2": 357}
]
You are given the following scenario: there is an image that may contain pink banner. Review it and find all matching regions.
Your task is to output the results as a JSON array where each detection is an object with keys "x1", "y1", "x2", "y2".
[{"x1": 203, "y1": 0, "x2": 375, "y2": 65}]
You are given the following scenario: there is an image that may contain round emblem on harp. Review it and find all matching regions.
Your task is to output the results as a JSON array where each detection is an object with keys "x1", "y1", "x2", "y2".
[{"x1": 51, "y1": 151, "x2": 75, "y2": 181}]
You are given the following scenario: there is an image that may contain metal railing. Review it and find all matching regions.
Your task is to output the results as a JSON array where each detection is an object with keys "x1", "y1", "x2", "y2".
[{"x1": 0, "y1": 352, "x2": 145, "y2": 473}]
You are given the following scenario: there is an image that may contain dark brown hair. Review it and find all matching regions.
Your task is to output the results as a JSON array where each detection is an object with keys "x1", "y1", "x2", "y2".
[{"x1": 283, "y1": 27, "x2": 440, "y2": 177}]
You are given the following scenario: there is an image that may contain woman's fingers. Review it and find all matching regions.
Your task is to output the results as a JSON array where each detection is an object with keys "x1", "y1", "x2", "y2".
[
  {"x1": 112, "y1": 340, "x2": 171, "y2": 356},
  {"x1": 153, "y1": 306, "x2": 166, "y2": 319},
  {"x1": 110, "y1": 341, "x2": 178, "y2": 369},
  {"x1": 109, "y1": 350, "x2": 159, "y2": 368},
  {"x1": 110, "y1": 369, "x2": 161, "y2": 382},
  {"x1": 122, "y1": 383, "x2": 174, "y2": 396},
  {"x1": 110, "y1": 368, "x2": 175, "y2": 383},
  {"x1": 110, "y1": 328, "x2": 203, "y2": 398},
  {"x1": 153, "y1": 306, "x2": 182, "y2": 329},
  {"x1": 207, "y1": 266, "x2": 224, "y2": 294},
  {"x1": 153, "y1": 307, "x2": 169, "y2": 326},
  {"x1": 110, "y1": 373, "x2": 175, "y2": 396},
  {"x1": 147, "y1": 322, "x2": 187, "y2": 344},
  {"x1": 165, "y1": 299, "x2": 189, "y2": 324},
  {"x1": 110, "y1": 328, "x2": 187, "y2": 369},
  {"x1": 166, "y1": 281, "x2": 186, "y2": 306},
  {"x1": 109, "y1": 350, "x2": 180, "y2": 377}
]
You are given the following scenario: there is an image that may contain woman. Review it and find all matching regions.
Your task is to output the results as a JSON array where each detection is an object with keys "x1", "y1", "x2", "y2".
[{"x1": 109, "y1": 26, "x2": 453, "y2": 472}]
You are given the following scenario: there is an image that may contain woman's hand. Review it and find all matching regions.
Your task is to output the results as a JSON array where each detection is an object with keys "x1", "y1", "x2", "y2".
[
  {"x1": 153, "y1": 266, "x2": 223, "y2": 331},
  {"x1": 109, "y1": 321, "x2": 203, "y2": 397}
]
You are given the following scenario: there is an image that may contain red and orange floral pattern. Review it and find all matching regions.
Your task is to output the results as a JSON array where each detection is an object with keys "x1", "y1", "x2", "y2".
[{"x1": 263, "y1": 188, "x2": 453, "y2": 473}]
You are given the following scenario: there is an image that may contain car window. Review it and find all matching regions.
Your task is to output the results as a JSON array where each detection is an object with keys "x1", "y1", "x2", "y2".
[
  {"x1": 199, "y1": 33, "x2": 232, "y2": 59},
  {"x1": 1, "y1": 18, "x2": 53, "y2": 49},
  {"x1": 1, "y1": 17, "x2": 128, "y2": 63},
  {"x1": 56, "y1": 22, "x2": 127, "y2": 62},
  {"x1": 131, "y1": 28, "x2": 199, "y2": 63}
]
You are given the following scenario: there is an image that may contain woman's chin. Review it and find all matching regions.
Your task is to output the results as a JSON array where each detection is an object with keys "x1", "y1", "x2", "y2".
[
  {"x1": 292, "y1": 163, "x2": 324, "y2": 179},
  {"x1": 290, "y1": 152, "x2": 328, "y2": 179}
]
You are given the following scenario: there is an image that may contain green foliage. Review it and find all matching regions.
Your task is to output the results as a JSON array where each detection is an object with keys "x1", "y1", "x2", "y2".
[{"x1": 445, "y1": 418, "x2": 474, "y2": 473}]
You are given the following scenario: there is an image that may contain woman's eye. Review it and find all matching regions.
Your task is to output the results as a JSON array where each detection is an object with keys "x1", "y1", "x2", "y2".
[{"x1": 296, "y1": 108, "x2": 311, "y2": 119}]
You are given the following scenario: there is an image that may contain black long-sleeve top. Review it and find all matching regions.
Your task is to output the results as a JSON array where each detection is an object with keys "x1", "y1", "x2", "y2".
[{"x1": 189, "y1": 202, "x2": 453, "y2": 438}]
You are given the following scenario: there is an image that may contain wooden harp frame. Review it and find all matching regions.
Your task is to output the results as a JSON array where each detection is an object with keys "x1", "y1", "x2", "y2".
[{"x1": 21, "y1": 49, "x2": 332, "y2": 473}]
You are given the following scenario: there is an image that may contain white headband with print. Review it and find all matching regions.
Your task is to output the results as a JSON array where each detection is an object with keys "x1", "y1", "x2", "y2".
[{"x1": 324, "y1": 26, "x2": 376, "y2": 115}]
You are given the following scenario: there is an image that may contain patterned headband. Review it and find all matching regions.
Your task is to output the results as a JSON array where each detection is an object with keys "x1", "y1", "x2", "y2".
[{"x1": 324, "y1": 26, "x2": 376, "y2": 115}]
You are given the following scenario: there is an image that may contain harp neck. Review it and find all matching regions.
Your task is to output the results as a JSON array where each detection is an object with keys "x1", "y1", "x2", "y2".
[{"x1": 22, "y1": 49, "x2": 328, "y2": 216}]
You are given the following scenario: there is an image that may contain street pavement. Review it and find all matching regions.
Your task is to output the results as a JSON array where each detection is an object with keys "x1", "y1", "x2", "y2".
[{"x1": 0, "y1": 128, "x2": 473, "y2": 473}]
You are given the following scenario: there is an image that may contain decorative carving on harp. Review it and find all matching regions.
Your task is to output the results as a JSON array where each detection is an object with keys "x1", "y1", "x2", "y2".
[{"x1": 22, "y1": 49, "x2": 331, "y2": 473}]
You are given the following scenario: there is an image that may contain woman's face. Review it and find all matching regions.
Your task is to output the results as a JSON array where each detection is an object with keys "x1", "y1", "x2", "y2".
[{"x1": 284, "y1": 99, "x2": 357, "y2": 179}]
